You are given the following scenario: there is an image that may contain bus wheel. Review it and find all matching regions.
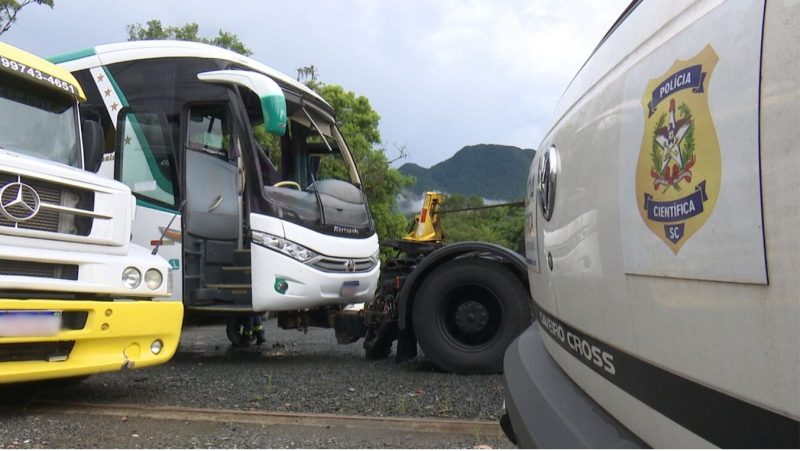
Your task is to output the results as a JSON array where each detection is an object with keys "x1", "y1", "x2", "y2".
[{"x1": 226, "y1": 317, "x2": 247, "y2": 346}]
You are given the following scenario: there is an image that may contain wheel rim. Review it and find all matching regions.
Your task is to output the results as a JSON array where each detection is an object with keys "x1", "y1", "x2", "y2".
[{"x1": 438, "y1": 284, "x2": 503, "y2": 350}]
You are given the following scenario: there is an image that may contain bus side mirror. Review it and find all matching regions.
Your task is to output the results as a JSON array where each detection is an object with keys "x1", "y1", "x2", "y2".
[
  {"x1": 81, "y1": 118, "x2": 105, "y2": 173},
  {"x1": 197, "y1": 69, "x2": 287, "y2": 136},
  {"x1": 260, "y1": 93, "x2": 287, "y2": 136}
]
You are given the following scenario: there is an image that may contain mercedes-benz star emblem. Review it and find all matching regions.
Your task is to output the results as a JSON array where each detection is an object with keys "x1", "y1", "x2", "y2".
[
  {"x1": 345, "y1": 259, "x2": 356, "y2": 273},
  {"x1": 0, "y1": 182, "x2": 41, "y2": 222}
]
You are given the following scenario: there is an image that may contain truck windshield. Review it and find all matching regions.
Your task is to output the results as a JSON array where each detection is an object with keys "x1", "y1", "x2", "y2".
[{"x1": 0, "y1": 73, "x2": 80, "y2": 167}]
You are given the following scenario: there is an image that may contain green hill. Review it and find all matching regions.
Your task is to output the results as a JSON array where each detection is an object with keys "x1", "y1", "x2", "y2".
[{"x1": 399, "y1": 144, "x2": 535, "y2": 200}]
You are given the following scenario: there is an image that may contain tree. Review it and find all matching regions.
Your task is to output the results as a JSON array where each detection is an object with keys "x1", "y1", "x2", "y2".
[
  {"x1": 0, "y1": 0, "x2": 53, "y2": 35},
  {"x1": 127, "y1": 20, "x2": 252, "y2": 56},
  {"x1": 438, "y1": 194, "x2": 524, "y2": 251}
]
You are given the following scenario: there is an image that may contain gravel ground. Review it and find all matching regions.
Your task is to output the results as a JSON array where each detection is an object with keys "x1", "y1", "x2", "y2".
[
  {"x1": 0, "y1": 319, "x2": 515, "y2": 448},
  {"x1": 12, "y1": 319, "x2": 507, "y2": 420},
  {"x1": 0, "y1": 413, "x2": 508, "y2": 449}
]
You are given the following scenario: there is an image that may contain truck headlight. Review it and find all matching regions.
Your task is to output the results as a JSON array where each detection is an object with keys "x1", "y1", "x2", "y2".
[
  {"x1": 122, "y1": 267, "x2": 141, "y2": 289},
  {"x1": 145, "y1": 269, "x2": 163, "y2": 290},
  {"x1": 252, "y1": 231, "x2": 318, "y2": 262}
]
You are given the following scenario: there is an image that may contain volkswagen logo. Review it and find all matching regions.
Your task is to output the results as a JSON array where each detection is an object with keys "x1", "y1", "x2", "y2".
[
  {"x1": 538, "y1": 145, "x2": 560, "y2": 221},
  {"x1": 345, "y1": 259, "x2": 356, "y2": 273},
  {"x1": 0, "y1": 181, "x2": 41, "y2": 222}
]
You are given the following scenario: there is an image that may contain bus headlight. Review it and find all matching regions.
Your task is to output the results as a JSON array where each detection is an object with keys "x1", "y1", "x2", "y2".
[
  {"x1": 122, "y1": 267, "x2": 141, "y2": 289},
  {"x1": 252, "y1": 231, "x2": 318, "y2": 262},
  {"x1": 145, "y1": 269, "x2": 163, "y2": 290}
]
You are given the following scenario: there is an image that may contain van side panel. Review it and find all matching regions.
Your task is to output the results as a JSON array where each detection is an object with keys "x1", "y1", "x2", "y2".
[
  {"x1": 758, "y1": 0, "x2": 800, "y2": 412},
  {"x1": 530, "y1": 0, "x2": 798, "y2": 447}
]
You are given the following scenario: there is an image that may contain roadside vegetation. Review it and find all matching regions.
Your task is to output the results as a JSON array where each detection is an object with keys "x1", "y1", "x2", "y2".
[
  {"x1": 437, "y1": 194, "x2": 525, "y2": 251},
  {"x1": 0, "y1": 0, "x2": 53, "y2": 36}
]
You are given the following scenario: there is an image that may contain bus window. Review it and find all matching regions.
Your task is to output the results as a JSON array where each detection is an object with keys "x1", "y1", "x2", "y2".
[
  {"x1": 186, "y1": 105, "x2": 232, "y2": 160},
  {"x1": 314, "y1": 146, "x2": 350, "y2": 183},
  {"x1": 117, "y1": 110, "x2": 177, "y2": 208}
]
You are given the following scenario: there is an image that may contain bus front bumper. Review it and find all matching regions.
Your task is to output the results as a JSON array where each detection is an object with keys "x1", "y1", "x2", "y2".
[
  {"x1": 251, "y1": 244, "x2": 380, "y2": 311},
  {"x1": 0, "y1": 299, "x2": 183, "y2": 384}
]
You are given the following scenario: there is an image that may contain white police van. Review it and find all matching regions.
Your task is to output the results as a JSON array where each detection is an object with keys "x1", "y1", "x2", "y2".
[{"x1": 502, "y1": 0, "x2": 799, "y2": 447}]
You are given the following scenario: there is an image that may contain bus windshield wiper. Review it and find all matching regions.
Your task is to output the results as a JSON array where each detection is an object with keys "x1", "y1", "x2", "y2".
[{"x1": 301, "y1": 106, "x2": 333, "y2": 153}]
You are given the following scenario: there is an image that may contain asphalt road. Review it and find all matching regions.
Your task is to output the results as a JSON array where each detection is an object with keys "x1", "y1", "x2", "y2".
[{"x1": 0, "y1": 319, "x2": 515, "y2": 448}]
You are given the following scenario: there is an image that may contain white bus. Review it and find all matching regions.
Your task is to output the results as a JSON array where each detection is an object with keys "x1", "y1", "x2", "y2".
[{"x1": 55, "y1": 41, "x2": 379, "y2": 340}]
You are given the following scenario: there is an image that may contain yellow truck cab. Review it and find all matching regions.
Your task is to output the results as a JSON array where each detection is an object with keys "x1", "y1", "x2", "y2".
[
  {"x1": 0, "y1": 42, "x2": 183, "y2": 384},
  {"x1": 502, "y1": 0, "x2": 799, "y2": 447}
]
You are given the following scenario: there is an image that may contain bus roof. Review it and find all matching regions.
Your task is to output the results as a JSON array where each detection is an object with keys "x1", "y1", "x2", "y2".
[
  {"x1": 52, "y1": 40, "x2": 331, "y2": 113},
  {"x1": 0, "y1": 42, "x2": 86, "y2": 101}
]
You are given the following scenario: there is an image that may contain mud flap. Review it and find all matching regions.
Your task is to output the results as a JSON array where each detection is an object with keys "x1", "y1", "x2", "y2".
[{"x1": 395, "y1": 328, "x2": 418, "y2": 363}]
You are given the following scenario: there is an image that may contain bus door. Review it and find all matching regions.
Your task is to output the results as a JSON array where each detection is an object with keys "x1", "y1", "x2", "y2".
[
  {"x1": 177, "y1": 70, "x2": 286, "y2": 311},
  {"x1": 114, "y1": 107, "x2": 183, "y2": 300},
  {"x1": 179, "y1": 102, "x2": 249, "y2": 309}
]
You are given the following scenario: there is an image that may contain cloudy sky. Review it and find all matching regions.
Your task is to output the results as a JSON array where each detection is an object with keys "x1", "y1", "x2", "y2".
[{"x1": 4, "y1": 0, "x2": 629, "y2": 168}]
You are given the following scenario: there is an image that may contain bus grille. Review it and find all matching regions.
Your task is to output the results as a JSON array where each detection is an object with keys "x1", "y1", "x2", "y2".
[
  {"x1": 310, "y1": 256, "x2": 377, "y2": 273},
  {"x1": 0, "y1": 341, "x2": 75, "y2": 363},
  {"x1": 0, "y1": 260, "x2": 79, "y2": 280},
  {"x1": 0, "y1": 171, "x2": 94, "y2": 236}
]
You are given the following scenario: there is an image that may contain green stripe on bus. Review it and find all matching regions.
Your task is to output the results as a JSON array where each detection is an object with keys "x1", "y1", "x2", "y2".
[{"x1": 47, "y1": 48, "x2": 96, "y2": 64}]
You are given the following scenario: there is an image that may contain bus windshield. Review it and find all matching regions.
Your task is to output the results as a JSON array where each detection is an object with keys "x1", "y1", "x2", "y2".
[{"x1": 0, "y1": 73, "x2": 80, "y2": 167}]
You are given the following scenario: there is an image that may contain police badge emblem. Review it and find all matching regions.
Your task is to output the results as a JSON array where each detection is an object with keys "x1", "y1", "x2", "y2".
[{"x1": 636, "y1": 45, "x2": 721, "y2": 254}]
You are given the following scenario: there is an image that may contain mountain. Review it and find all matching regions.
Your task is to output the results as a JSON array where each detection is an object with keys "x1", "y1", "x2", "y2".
[{"x1": 399, "y1": 144, "x2": 536, "y2": 201}]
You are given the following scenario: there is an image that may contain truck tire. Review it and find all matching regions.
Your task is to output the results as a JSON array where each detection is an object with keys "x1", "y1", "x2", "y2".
[{"x1": 412, "y1": 258, "x2": 530, "y2": 374}]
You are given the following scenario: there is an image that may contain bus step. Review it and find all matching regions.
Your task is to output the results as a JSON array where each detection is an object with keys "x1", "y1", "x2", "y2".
[
  {"x1": 206, "y1": 284, "x2": 251, "y2": 289},
  {"x1": 233, "y1": 248, "x2": 251, "y2": 266},
  {"x1": 191, "y1": 288, "x2": 230, "y2": 304},
  {"x1": 204, "y1": 284, "x2": 252, "y2": 306},
  {"x1": 221, "y1": 266, "x2": 252, "y2": 284}
]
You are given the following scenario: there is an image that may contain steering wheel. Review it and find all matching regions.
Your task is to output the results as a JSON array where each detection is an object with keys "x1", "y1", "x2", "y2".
[{"x1": 274, "y1": 181, "x2": 302, "y2": 190}]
